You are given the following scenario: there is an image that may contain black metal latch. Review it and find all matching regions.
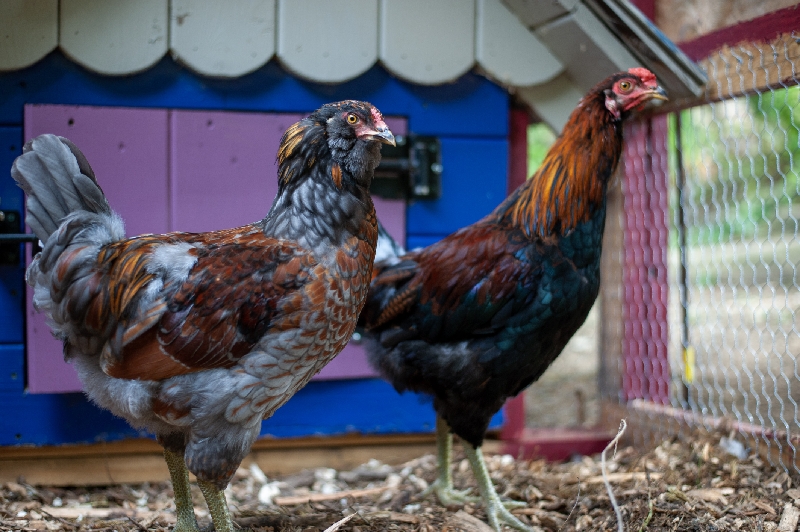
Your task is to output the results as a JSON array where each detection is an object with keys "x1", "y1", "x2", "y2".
[
  {"x1": 373, "y1": 135, "x2": 442, "y2": 200},
  {"x1": 0, "y1": 210, "x2": 37, "y2": 265}
]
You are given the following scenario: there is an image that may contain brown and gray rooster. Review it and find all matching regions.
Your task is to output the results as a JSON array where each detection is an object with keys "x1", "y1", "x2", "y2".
[{"x1": 12, "y1": 101, "x2": 394, "y2": 532}]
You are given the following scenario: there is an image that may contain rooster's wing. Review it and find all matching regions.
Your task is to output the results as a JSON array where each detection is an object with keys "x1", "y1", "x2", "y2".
[{"x1": 58, "y1": 225, "x2": 325, "y2": 381}]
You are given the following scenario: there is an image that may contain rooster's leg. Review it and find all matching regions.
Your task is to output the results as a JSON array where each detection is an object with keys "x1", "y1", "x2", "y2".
[
  {"x1": 163, "y1": 448, "x2": 200, "y2": 532},
  {"x1": 421, "y1": 416, "x2": 480, "y2": 506},
  {"x1": 197, "y1": 479, "x2": 237, "y2": 532},
  {"x1": 464, "y1": 445, "x2": 531, "y2": 532}
]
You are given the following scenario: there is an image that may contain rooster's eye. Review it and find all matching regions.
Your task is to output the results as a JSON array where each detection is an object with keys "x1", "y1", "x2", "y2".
[
  {"x1": 347, "y1": 113, "x2": 359, "y2": 124},
  {"x1": 619, "y1": 81, "x2": 633, "y2": 92}
]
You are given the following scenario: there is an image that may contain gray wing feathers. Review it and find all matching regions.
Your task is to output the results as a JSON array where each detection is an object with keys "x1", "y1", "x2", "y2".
[{"x1": 11, "y1": 134, "x2": 110, "y2": 244}]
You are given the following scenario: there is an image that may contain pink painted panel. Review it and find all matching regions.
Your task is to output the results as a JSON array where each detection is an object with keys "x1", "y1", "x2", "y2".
[
  {"x1": 24, "y1": 105, "x2": 170, "y2": 393},
  {"x1": 24, "y1": 105, "x2": 171, "y2": 235},
  {"x1": 170, "y1": 110, "x2": 303, "y2": 233}
]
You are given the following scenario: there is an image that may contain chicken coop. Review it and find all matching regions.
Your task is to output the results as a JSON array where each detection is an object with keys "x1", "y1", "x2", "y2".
[{"x1": 0, "y1": 0, "x2": 704, "y2": 484}]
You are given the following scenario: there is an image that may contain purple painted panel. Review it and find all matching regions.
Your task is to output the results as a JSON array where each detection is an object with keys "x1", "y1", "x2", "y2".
[
  {"x1": 24, "y1": 105, "x2": 170, "y2": 393},
  {"x1": 383, "y1": 117, "x2": 407, "y2": 138},
  {"x1": 24, "y1": 105, "x2": 171, "y2": 236},
  {"x1": 171, "y1": 110, "x2": 303, "y2": 233}
]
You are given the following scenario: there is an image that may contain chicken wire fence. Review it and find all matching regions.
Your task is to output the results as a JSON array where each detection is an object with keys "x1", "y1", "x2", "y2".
[{"x1": 599, "y1": 35, "x2": 800, "y2": 474}]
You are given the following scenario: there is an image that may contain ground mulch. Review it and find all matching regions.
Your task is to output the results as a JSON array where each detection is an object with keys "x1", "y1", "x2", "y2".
[{"x1": 1, "y1": 431, "x2": 797, "y2": 531}]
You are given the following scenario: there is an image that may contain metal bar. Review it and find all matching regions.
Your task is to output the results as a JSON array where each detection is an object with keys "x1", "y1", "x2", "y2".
[
  {"x1": 0, "y1": 234, "x2": 38, "y2": 243},
  {"x1": 673, "y1": 112, "x2": 691, "y2": 405}
]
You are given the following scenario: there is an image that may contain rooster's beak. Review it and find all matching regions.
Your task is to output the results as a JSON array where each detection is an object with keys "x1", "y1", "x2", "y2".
[
  {"x1": 366, "y1": 126, "x2": 396, "y2": 147},
  {"x1": 649, "y1": 86, "x2": 668, "y2": 101}
]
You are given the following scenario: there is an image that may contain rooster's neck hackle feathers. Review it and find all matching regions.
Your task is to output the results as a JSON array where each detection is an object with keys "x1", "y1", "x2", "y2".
[
  {"x1": 495, "y1": 84, "x2": 623, "y2": 240},
  {"x1": 276, "y1": 119, "x2": 328, "y2": 190},
  {"x1": 267, "y1": 102, "x2": 383, "y2": 254}
]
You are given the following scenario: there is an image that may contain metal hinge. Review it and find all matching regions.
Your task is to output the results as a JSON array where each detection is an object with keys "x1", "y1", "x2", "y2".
[
  {"x1": 373, "y1": 135, "x2": 442, "y2": 200},
  {"x1": 0, "y1": 210, "x2": 37, "y2": 265}
]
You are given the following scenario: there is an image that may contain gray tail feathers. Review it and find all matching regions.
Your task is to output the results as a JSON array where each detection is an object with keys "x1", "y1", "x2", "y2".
[
  {"x1": 375, "y1": 219, "x2": 406, "y2": 265},
  {"x1": 11, "y1": 134, "x2": 110, "y2": 245}
]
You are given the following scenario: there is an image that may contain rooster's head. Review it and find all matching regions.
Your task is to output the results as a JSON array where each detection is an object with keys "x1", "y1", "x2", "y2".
[
  {"x1": 278, "y1": 100, "x2": 395, "y2": 190},
  {"x1": 602, "y1": 68, "x2": 667, "y2": 120}
]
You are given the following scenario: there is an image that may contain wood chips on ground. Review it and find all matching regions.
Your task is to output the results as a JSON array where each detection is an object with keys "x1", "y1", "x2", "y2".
[{"x1": 1, "y1": 431, "x2": 797, "y2": 531}]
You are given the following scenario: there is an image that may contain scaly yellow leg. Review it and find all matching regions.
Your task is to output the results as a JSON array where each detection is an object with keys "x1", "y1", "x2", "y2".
[
  {"x1": 421, "y1": 416, "x2": 480, "y2": 506},
  {"x1": 197, "y1": 479, "x2": 237, "y2": 532},
  {"x1": 163, "y1": 448, "x2": 200, "y2": 532}
]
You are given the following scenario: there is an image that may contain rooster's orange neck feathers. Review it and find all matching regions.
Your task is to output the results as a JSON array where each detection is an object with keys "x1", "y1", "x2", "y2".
[{"x1": 494, "y1": 91, "x2": 623, "y2": 239}]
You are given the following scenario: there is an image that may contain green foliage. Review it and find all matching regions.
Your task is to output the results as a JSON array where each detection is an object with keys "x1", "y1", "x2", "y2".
[
  {"x1": 527, "y1": 123, "x2": 557, "y2": 176},
  {"x1": 673, "y1": 85, "x2": 800, "y2": 246}
]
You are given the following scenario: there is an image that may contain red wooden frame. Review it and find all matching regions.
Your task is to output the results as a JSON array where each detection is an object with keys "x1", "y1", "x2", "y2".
[
  {"x1": 621, "y1": 117, "x2": 671, "y2": 405},
  {"x1": 679, "y1": 5, "x2": 800, "y2": 61},
  {"x1": 501, "y1": 107, "x2": 530, "y2": 443}
]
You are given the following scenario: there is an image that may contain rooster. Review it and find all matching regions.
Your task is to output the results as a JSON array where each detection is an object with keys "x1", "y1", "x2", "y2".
[
  {"x1": 12, "y1": 101, "x2": 395, "y2": 532},
  {"x1": 360, "y1": 70, "x2": 666, "y2": 531}
]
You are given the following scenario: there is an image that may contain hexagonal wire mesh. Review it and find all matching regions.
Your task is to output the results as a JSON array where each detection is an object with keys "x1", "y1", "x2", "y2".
[{"x1": 600, "y1": 37, "x2": 800, "y2": 473}]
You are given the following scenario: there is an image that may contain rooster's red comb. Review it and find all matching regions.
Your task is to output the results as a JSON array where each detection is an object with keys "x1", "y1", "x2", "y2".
[{"x1": 628, "y1": 67, "x2": 657, "y2": 85}]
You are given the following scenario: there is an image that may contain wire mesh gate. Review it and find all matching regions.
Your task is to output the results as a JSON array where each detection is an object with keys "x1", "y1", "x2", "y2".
[{"x1": 600, "y1": 33, "x2": 800, "y2": 474}]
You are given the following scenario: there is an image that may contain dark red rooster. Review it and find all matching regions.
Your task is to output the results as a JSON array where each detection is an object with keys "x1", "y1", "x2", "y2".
[
  {"x1": 12, "y1": 101, "x2": 394, "y2": 532},
  {"x1": 361, "y1": 70, "x2": 666, "y2": 531}
]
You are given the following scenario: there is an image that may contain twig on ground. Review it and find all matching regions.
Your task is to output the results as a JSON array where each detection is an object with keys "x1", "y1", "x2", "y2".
[
  {"x1": 582, "y1": 472, "x2": 662, "y2": 484},
  {"x1": 602, "y1": 419, "x2": 627, "y2": 532},
  {"x1": 638, "y1": 460, "x2": 654, "y2": 532},
  {"x1": 323, "y1": 512, "x2": 357, "y2": 532},
  {"x1": 126, "y1": 514, "x2": 148, "y2": 532},
  {"x1": 558, "y1": 477, "x2": 581, "y2": 532},
  {"x1": 638, "y1": 499, "x2": 654, "y2": 532},
  {"x1": 38, "y1": 509, "x2": 78, "y2": 530}
]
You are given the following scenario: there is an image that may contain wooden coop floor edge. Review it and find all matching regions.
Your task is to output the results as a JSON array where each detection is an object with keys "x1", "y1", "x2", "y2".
[
  {"x1": 602, "y1": 399, "x2": 800, "y2": 470},
  {"x1": 0, "y1": 433, "x2": 457, "y2": 487}
]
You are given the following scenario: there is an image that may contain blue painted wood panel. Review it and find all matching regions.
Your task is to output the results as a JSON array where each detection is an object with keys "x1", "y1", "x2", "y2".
[
  {"x1": 0, "y1": 376, "x2": 503, "y2": 446},
  {"x1": 0, "y1": 127, "x2": 25, "y2": 344},
  {"x1": 0, "y1": 54, "x2": 508, "y2": 139},
  {"x1": 0, "y1": 345, "x2": 24, "y2": 392},
  {"x1": 407, "y1": 137, "x2": 508, "y2": 236}
]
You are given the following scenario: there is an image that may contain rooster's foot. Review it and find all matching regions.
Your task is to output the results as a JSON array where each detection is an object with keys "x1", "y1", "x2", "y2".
[
  {"x1": 173, "y1": 518, "x2": 201, "y2": 532},
  {"x1": 464, "y1": 445, "x2": 533, "y2": 532},
  {"x1": 500, "y1": 498, "x2": 528, "y2": 510},
  {"x1": 422, "y1": 479, "x2": 481, "y2": 507},
  {"x1": 484, "y1": 499, "x2": 533, "y2": 532}
]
